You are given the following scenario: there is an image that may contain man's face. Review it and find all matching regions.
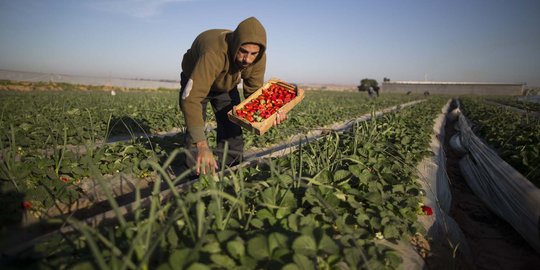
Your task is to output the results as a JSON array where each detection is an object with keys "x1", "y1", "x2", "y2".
[{"x1": 235, "y1": 43, "x2": 260, "y2": 69}]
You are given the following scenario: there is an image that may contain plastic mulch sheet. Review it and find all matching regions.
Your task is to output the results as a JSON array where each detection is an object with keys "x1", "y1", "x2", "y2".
[
  {"x1": 453, "y1": 104, "x2": 540, "y2": 254},
  {"x1": 414, "y1": 100, "x2": 474, "y2": 269}
]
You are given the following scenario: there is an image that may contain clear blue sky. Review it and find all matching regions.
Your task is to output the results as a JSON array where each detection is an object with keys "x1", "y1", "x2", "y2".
[{"x1": 1, "y1": 0, "x2": 539, "y2": 86}]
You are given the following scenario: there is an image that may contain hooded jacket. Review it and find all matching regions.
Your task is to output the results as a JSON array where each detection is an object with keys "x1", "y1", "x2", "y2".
[{"x1": 180, "y1": 17, "x2": 267, "y2": 143}]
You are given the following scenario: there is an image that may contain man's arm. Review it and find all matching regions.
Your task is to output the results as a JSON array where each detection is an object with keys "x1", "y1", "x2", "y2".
[
  {"x1": 195, "y1": 140, "x2": 216, "y2": 175},
  {"x1": 181, "y1": 52, "x2": 222, "y2": 142},
  {"x1": 180, "y1": 52, "x2": 222, "y2": 174}
]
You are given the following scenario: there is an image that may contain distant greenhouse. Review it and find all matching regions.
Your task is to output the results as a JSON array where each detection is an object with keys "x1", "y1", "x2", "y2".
[{"x1": 382, "y1": 81, "x2": 525, "y2": 95}]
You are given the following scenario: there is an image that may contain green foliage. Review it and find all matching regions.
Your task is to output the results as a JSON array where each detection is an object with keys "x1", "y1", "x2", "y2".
[
  {"x1": 1, "y1": 90, "x2": 424, "y2": 230},
  {"x1": 461, "y1": 97, "x2": 540, "y2": 185},
  {"x1": 6, "y1": 97, "x2": 450, "y2": 269},
  {"x1": 0, "y1": 89, "x2": 447, "y2": 269},
  {"x1": 357, "y1": 78, "x2": 379, "y2": 92}
]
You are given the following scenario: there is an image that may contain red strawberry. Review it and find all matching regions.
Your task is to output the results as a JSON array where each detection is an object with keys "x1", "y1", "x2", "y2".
[
  {"x1": 421, "y1": 205, "x2": 433, "y2": 216},
  {"x1": 22, "y1": 201, "x2": 32, "y2": 210}
]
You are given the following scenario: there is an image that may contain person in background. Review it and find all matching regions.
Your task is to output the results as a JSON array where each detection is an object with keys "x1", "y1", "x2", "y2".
[
  {"x1": 179, "y1": 17, "x2": 286, "y2": 176},
  {"x1": 368, "y1": 86, "x2": 379, "y2": 98}
]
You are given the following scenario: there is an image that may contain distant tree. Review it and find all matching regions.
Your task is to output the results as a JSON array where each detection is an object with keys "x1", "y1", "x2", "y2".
[{"x1": 357, "y1": 78, "x2": 379, "y2": 92}]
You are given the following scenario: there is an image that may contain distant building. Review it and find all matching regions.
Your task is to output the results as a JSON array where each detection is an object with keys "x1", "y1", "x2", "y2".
[{"x1": 382, "y1": 81, "x2": 525, "y2": 95}]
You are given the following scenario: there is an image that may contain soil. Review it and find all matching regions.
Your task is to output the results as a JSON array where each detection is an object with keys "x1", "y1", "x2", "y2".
[{"x1": 443, "y1": 100, "x2": 540, "y2": 270}]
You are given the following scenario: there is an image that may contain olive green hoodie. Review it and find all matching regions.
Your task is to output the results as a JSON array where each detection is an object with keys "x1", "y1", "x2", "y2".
[{"x1": 180, "y1": 17, "x2": 267, "y2": 143}]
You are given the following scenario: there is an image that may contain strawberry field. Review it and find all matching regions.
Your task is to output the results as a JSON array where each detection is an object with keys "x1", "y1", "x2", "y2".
[
  {"x1": 0, "y1": 89, "x2": 422, "y2": 218},
  {"x1": 459, "y1": 97, "x2": 540, "y2": 186},
  {"x1": 1, "y1": 85, "x2": 539, "y2": 269}
]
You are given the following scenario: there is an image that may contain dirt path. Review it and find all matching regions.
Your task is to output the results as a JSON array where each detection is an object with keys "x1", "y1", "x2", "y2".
[{"x1": 444, "y1": 101, "x2": 540, "y2": 269}]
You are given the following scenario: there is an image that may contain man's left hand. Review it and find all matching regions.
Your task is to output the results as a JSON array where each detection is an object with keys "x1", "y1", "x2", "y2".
[{"x1": 273, "y1": 110, "x2": 288, "y2": 126}]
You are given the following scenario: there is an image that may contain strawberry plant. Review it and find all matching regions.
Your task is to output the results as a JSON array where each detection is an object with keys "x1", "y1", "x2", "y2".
[
  {"x1": 7, "y1": 97, "x2": 449, "y2": 269},
  {"x1": 1, "y1": 89, "x2": 428, "y2": 232},
  {"x1": 460, "y1": 97, "x2": 540, "y2": 186},
  {"x1": 486, "y1": 96, "x2": 540, "y2": 112}
]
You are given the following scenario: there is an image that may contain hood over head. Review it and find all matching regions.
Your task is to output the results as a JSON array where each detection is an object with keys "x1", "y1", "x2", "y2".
[{"x1": 228, "y1": 17, "x2": 267, "y2": 65}]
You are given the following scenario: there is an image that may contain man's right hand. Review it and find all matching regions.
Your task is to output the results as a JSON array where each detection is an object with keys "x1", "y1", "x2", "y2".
[{"x1": 195, "y1": 140, "x2": 218, "y2": 175}]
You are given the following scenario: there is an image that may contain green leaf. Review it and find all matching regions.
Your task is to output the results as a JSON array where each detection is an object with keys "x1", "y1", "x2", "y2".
[
  {"x1": 334, "y1": 169, "x2": 351, "y2": 182},
  {"x1": 343, "y1": 247, "x2": 362, "y2": 268},
  {"x1": 261, "y1": 187, "x2": 276, "y2": 205},
  {"x1": 168, "y1": 249, "x2": 192, "y2": 269},
  {"x1": 46, "y1": 168, "x2": 58, "y2": 180},
  {"x1": 216, "y1": 230, "x2": 237, "y2": 242},
  {"x1": 156, "y1": 263, "x2": 173, "y2": 270},
  {"x1": 268, "y1": 232, "x2": 288, "y2": 255},
  {"x1": 282, "y1": 263, "x2": 300, "y2": 270},
  {"x1": 201, "y1": 242, "x2": 221, "y2": 254},
  {"x1": 383, "y1": 225, "x2": 400, "y2": 240},
  {"x1": 210, "y1": 254, "x2": 236, "y2": 269},
  {"x1": 239, "y1": 255, "x2": 257, "y2": 269},
  {"x1": 365, "y1": 191, "x2": 382, "y2": 204},
  {"x1": 186, "y1": 263, "x2": 210, "y2": 270},
  {"x1": 318, "y1": 233, "x2": 339, "y2": 255},
  {"x1": 272, "y1": 247, "x2": 291, "y2": 261},
  {"x1": 356, "y1": 213, "x2": 369, "y2": 225},
  {"x1": 287, "y1": 214, "x2": 299, "y2": 232},
  {"x1": 279, "y1": 174, "x2": 294, "y2": 185},
  {"x1": 257, "y1": 208, "x2": 276, "y2": 224},
  {"x1": 72, "y1": 166, "x2": 85, "y2": 176},
  {"x1": 247, "y1": 234, "x2": 269, "y2": 260},
  {"x1": 359, "y1": 170, "x2": 373, "y2": 184},
  {"x1": 226, "y1": 240, "x2": 245, "y2": 260},
  {"x1": 166, "y1": 227, "x2": 179, "y2": 249},
  {"x1": 292, "y1": 235, "x2": 317, "y2": 256},
  {"x1": 315, "y1": 169, "x2": 331, "y2": 184},
  {"x1": 392, "y1": 184, "x2": 405, "y2": 194},
  {"x1": 370, "y1": 217, "x2": 382, "y2": 231},
  {"x1": 334, "y1": 191, "x2": 347, "y2": 201},
  {"x1": 292, "y1": 254, "x2": 314, "y2": 270},
  {"x1": 226, "y1": 218, "x2": 241, "y2": 229},
  {"x1": 276, "y1": 207, "x2": 291, "y2": 220},
  {"x1": 250, "y1": 218, "x2": 264, "y2": 229},
  {"x1": 196, "y1": 200, "x2": 206, "y2": 238},
  {"x1": 348, "y1": 164, "x2": 363, "y2": 178},
  {"x1": 279, "y1": 189, "x2": 296, "y2": 208},
  {"x1": 121, "y1": 145, "x2": 138, "y2": 155}
]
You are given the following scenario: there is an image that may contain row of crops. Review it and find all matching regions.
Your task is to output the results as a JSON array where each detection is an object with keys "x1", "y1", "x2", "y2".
[
  {"x1": 0, "y1": 90, "x2": 424, "y2": 226},
  {"x1": 459, "y1": 97, "x2": 540, "y2": 186},
  {"x1": 485, "y1": 95, "x2": 540, "y2": 112},
  {"x1": 2, "y1": 85, "x2": 538, "y2": 269},
  {"x1": 0, "y1": 90, "x2": 182, "y2": 147},
  {"x1": 1, "y1": 86, "x2": 449, "y2": 268},
  {"x1": 0, "y1": 90, "x2": 420, "y2": 149}
]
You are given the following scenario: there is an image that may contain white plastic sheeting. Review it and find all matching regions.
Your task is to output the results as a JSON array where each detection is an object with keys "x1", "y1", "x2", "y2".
[
  {"x1": 415, "y1": 100, "x2": 474, "y2": 268},
  {"x1": 453, "y1": 102, "x2": 540, "y2": 254}
]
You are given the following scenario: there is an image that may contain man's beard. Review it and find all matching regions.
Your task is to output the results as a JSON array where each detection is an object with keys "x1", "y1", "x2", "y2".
[{"x1": 236, "y1": 60, "x2": 250, "y2": 69}]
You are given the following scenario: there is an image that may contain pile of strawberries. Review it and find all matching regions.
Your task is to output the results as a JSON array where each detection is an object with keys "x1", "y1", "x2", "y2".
[{"x1": 235, "y1": 83, "x2": 297, "y2": 123}]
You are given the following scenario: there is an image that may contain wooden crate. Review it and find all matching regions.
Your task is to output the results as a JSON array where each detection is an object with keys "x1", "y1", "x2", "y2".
[{"x1": 227, "y1": 78, "x2": 305, "y2": 135}]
